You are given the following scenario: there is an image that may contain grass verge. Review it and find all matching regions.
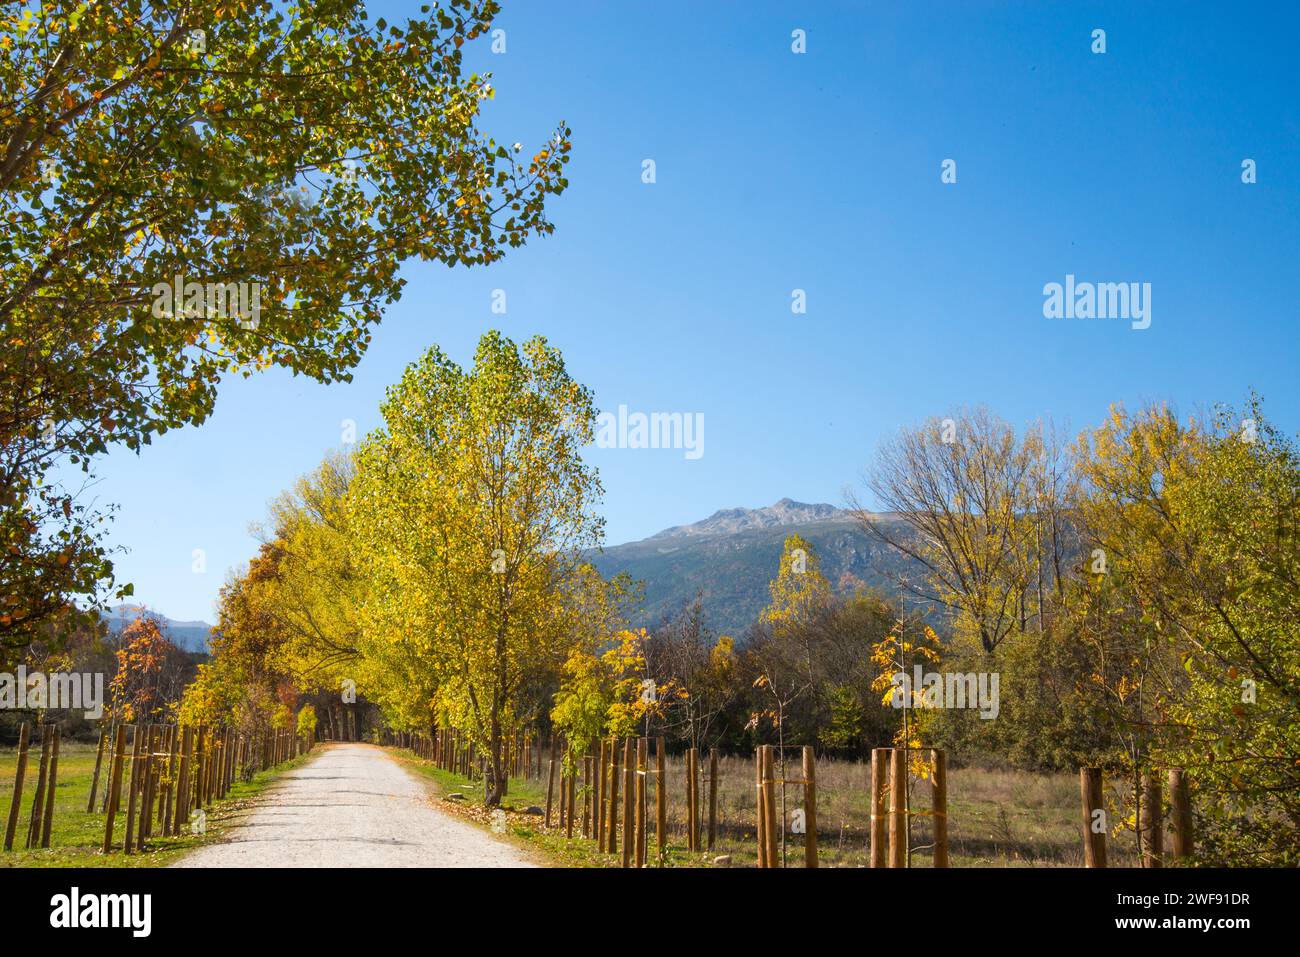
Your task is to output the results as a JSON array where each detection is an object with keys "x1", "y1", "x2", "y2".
[
  {"x1": 388, "y1": 746, "x2": 728, "y2": 868},
  {"x1": 388, "y1": 747, "x2": 1142, "y2": 868},
  {"x1": 1, "y1": 741, "x2": 313, "y2": 868}
]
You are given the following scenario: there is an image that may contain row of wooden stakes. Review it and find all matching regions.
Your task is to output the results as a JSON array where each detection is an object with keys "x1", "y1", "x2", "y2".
[
  {"x1": 383, "y1": 732, "x2": 1195, "y2": 867},
  {"x1": 549, "y1": 747, "x2": 1192, "y2": 869},
  {"x1": 860, "y1": 746, "x2": 950, "y2": 867},
  {"x1": 295, "y1": 726, "x2": 1206, "y2": 869},
  {"x1": 1079, "y1": 767, "x2": 1194, "y2": 867},
  {"x1": 386, "y1": 728, "x2": 485, "y2": 781},
  {"x1": 388, "y1": 731, "x2": 721, "y2": 864},
  {"x1": 546, "y1": 737, "x2": 684, "y2": 867},
  {"x1": 385, "y1": 728, "x2": 545, "y2": 786},
  {"x1": 2, "y1": 722, "x2": 62, "y2": 852},
  {"x1": 757, "y1": 745, "x2": 947, "y2": 868},
  {"x1": 542, "y1": 739, "x2": 875, "y2": 868},
  {"x1": 390, "y1": 731, "x2": 947, "y2": 868},
  {"x1": 539, "y1": 742, "x2": 953, "y2": 868},
  {"x1": 2, "y1": 720, "x2": 313, "y2": 855}
]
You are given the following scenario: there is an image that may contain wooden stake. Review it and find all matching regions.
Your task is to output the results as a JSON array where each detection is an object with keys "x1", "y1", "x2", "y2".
[
  {"x1": 223, "y1": 727, "x2": 234, "y2": 794},
  {"x1": 582, "y1": 753, "x2": 592, "y2": 839},
  {"x1": 158, "y1": 727, "x2": 172, "y2": 827},
  {"x1": 162, "y1": 725, "x2": 178, "y2": 835},
  {"x1": 755, "y1": 747, "x2": 767, "y2": 868},
  {"x1": 1140, "y1": 771, "x2": 1162, "y2": 868},
  {"x1": 25, "y1": 723, "x2": 51, "y2": 849},
  {"x1": 40, "y1": 725, "x2": 59, "y2": 848},
  {"x1": 888, "y1": 747, "x2": 907, "y2": 867},
  {"x1": 86, "y1": 729, "x2": 107, "y2": 813},
  {"x1": 565, "y1": 761, "x2": 576, "y2": 839},
  {"x1": 123, "y1": 726, "x2": 143, "y2": 855},
  {"x1": 544, "y1": 735, "x2": 558, "y2": 828},
  {"x1": 559, "y1": 770, "x2": 567, "y2": 832},
  {"x1": 139, "y1": 725, "x2": 157, "y2": 846},
  {"x1": 174, "y1": 726, "x2": 193, "y2": 837},
  {"x1": 102, "y1": 724, "x2": 127, "y2": 853},
  {"x1": 761, "y1": 745, "x2": 778, "y2": 867},
  {"x1": 870, "y1": 748, "x2": 888, "y2": 867},
  {"x1": 708, "y1": 747, "x2": 719, "y2": 851},
  {"x1": 802, "y1": 745, "x2": 817, "y2": 868},
  {"x1": 1080, "y1": 767, "x2": 1107, "y2": 868},
  {"x1": 3, "y1": 722, "x2": 30, "y2": 852},
  {"x1": 931, "y1": 749, "x2": 949, "y2": 867},
  {"x1": 101, "y1": 726, "x2": 115, "y2": 813},
  {"x1": 193, "y1": 725, "x2": 206, "y2": 812},
  {"x1": 1168, "y1": 768, "x2": 1193, "y2": 860},
  {"x1": 596, "y1": 738, "x2": 608, "y2": 852},
  {"x1": 686, "y1": 747, "x2": 698, "y2": 852},
  {"x1": 607, "y1": 738, "x2": 620, "y2": 855},
  {"x1": 656, "y1": 737, "x2": 667, "y2": 862},
  {"x1": 635, "y1": 738, "x2": 647, "y2": 867},
  {"x1": 621, "y1": 739, "x2": 634, "y2": 867}
]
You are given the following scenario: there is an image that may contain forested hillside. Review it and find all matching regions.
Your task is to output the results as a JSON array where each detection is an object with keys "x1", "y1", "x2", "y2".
[{"x1": 589, "y1": 502, "x2": 925, "y2": 636}]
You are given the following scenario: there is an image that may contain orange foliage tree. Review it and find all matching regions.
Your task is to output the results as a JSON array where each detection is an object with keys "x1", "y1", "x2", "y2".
[{"x1": 108, "y1": 615, "x2": 188, "y2": 723}]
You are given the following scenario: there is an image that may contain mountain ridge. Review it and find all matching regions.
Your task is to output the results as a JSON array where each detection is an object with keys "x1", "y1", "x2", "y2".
[
  {"x1": 648, "y1": 498, "x2": 847, "y2": 539},
  {"x1": 106, "y1": 499, "x2": 911, "y2": 653},
  {"x1": 590, "y1": 498, "x2": 920, "y2": 637},
  {"x1": 103, "y1": 604, "x2": 212, "y2": 653}
]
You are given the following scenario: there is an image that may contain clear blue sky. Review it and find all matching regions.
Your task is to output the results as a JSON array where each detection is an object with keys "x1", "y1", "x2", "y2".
[{"x1": 89, "y1": 1, "x2": 1300, "y2": 622}]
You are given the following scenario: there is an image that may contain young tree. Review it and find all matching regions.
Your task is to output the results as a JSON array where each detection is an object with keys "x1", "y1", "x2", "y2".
[
  {"x1": 643, "y1": 595, "x2": 736, "y2": 750},
  {"x1": 748, "y1": 534, "x2": 832, "y2": 744},
  {"x1": 261, "y1": 450, "x2": 364, "y2": 688},
  {"x1": 812, "y1": 591, "x2": 898, "y2": 753},
  {"x1": 108, "y1": 615, "x2": 189, "y2": 723},
  {"x1": 551, "y1": 627, "x2": 665, "y2": 760}
]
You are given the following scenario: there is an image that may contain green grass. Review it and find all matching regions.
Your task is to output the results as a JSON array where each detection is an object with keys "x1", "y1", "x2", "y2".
[
  {"x1": 390, "y1": 747, "x2": 634, "y2": 867},
  {"x1": 390, "y1": 746, "x2": 1142, "y2": 868},
  {"x1": 389, "y1": 747, "x2": 755, "y2": 868},
  {"x1": 1, "y1": 740, "x2": 311, "y2": 868}
]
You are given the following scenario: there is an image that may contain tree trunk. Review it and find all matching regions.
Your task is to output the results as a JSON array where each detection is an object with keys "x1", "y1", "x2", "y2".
[{"x1": 485, "y1": 705, "x2": 505, "y2": 806}]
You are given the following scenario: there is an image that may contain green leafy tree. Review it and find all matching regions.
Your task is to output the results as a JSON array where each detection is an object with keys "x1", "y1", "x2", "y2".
[
  {"x1": 261, "y1": 450, "x2": 363, "y2": 689},
  {"x1": 749, "y1": 534, "x2": 832, "y2": 745},
  {"x1": 819, "y1": 684, "x2": 866, "y2": 752},
  {"x1": 349, "y1": 331, "x2": 603, "y2": 804},
  {"x1": 1074, "y1": 399, "x2": 1300, "y2": 865},
  {"x1": 296, "y1": 703, "x2": 318, "y2": 740},
  {"x1": 551, "y1": 627, "x2": 664, "y2": 765},
  {"x1": 1, "y1": 0, "x2": 570, "y2": 645}
]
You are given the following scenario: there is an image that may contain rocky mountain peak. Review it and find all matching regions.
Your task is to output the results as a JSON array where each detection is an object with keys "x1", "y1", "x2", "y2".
[{"x1": 648, "y1": 498, "x2": 845, "y2": 540}]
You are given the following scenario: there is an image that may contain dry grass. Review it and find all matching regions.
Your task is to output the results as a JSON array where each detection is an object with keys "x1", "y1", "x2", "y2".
[{"x1": 542, "y1": 750, "x2": 1143, "y2": 868}]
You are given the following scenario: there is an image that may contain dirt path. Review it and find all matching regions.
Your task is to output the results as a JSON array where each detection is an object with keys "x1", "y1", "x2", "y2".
[{"x1": 174, "y1": 742, "x2": 537, "y2": 868}]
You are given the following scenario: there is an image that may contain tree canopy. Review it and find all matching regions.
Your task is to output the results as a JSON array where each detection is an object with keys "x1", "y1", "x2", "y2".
[{"x1": 1, "y1": 0, "x2": 570, "y2": 650}]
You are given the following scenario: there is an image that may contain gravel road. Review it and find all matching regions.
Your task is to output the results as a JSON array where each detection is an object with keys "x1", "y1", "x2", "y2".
[{"x1": 174, "y1": 742, "x2": 537, "y2": 868}]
